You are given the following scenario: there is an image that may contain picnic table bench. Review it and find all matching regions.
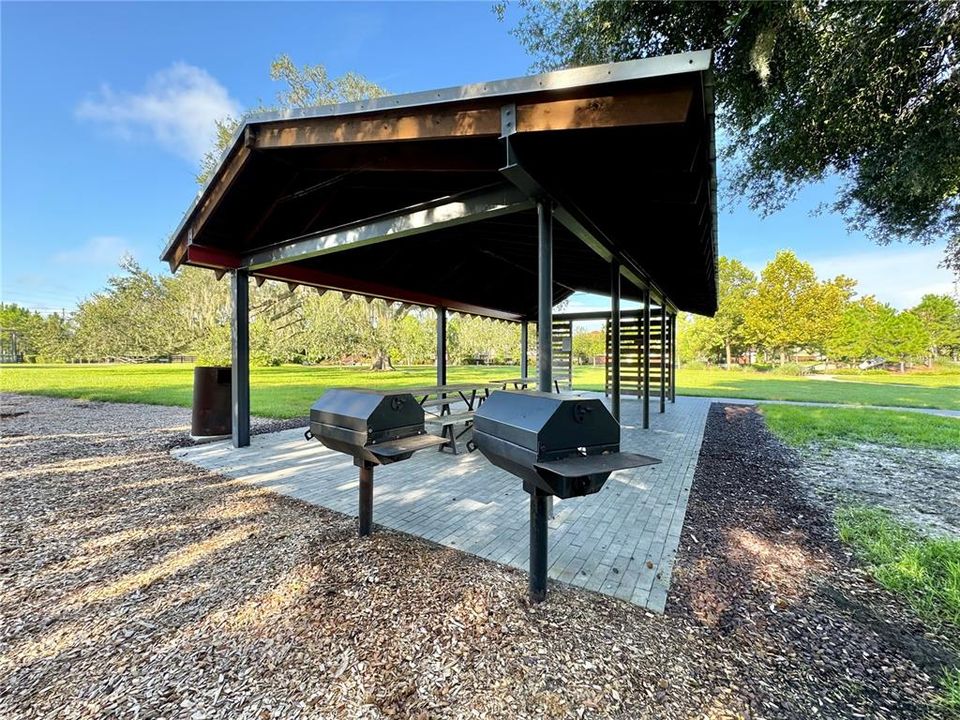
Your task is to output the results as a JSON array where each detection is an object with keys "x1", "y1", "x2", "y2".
[
  {"x1": 404, "y1": 382, "x2": 503, "y2": 454},
  {"x1": 490, "y1": 377, "x2": 533, "y2": 389}
]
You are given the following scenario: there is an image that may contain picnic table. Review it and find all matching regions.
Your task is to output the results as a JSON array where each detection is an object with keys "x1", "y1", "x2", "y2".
[
  {"x1": 401, "y1": 379, "x2": 545, "y2": 454},
  {"x1": 403, "y1": 382, "x2": 508, "y2": 454},
  {"x1": 404, "y1": 382, "x2": 499, "y2": 411}
]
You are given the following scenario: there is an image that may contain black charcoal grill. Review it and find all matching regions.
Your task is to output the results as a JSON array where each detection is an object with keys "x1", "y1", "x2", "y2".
[
  {"x1": 474, "y1": 390, "x2": 661, "y2": 601},
  {"x1": 306, "y1": 388, "x2": 446, "y2": 535}
]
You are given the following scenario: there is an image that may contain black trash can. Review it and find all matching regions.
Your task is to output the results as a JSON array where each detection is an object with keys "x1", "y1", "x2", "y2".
[{"x1": 191, "y1": 366, "x2": 232, "y2": 438}]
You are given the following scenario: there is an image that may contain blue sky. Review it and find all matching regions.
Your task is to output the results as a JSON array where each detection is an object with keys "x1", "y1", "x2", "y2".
[{"x1": 2, "y1": 1, "x2": 955, "y2": 316}]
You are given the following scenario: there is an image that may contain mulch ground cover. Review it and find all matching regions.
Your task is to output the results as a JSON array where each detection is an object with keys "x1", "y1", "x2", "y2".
[{"x1": 1, "y1": 394, "x2": 955, "y2": 719}]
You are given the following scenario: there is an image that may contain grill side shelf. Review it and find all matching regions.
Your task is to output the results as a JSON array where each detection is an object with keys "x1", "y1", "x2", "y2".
[
  {"x1": 368, "y1": 433, "x2": 448, "y2": 459},
  {"x1": 533, "y1": 452, "x2": 660, "y2": 478}
]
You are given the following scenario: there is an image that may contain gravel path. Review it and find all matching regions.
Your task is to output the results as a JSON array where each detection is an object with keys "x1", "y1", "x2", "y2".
[{"x1": 1, "y1": 394, "x2": 955, "y2": 719}]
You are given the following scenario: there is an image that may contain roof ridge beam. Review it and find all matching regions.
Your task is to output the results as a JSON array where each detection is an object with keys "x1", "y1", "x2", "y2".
[{"x1": 244, "y1": 184, "x2": 533, "y2": 270}]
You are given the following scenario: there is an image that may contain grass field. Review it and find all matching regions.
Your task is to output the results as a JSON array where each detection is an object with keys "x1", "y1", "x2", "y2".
[
  {"x1": 1, "y1": 363, "x2": 958, "y2": 417},
  {"x1": 759, "y1": 405, "x2": 960, "y2": 450}
]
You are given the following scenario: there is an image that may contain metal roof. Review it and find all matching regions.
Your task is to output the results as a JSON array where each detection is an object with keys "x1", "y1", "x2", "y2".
[{"x1": 162, "y1": 50, "x2": 719, "y2": 319}]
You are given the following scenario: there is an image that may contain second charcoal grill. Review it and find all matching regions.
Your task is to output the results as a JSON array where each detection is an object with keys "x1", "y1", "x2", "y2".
[{"x1": 474, "y1": 390, "x2": 661, "y2": 601}]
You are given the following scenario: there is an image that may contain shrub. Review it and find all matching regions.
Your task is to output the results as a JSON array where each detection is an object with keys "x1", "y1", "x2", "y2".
[{"x1": 770, "y1": 362, "x2": 808, "y2": 376}]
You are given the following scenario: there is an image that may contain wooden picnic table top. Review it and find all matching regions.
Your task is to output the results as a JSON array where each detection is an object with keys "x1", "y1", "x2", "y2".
[{"x1": 403, "y1": 382, "x2": 498, "y2": 397}]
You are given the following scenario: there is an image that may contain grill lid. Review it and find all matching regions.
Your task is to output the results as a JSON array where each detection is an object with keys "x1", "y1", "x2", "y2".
[
  {"x1": 474, "y1": 390, "x2": 619, "y2": 456},
  {"x1": 310, "y1": 388, "x2": 424, "y2": 435}
]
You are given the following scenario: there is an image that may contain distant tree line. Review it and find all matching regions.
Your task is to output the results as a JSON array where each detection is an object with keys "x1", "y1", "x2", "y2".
[
  {"x1": 7, "y1": 250, "x2": 955, "y2": 372},
  {"x1": 1, "y1": 256, "x2": 521, "y2": 368},
  {"x1": 680, "y1": 251, "x2": 960, "y2": 370}
]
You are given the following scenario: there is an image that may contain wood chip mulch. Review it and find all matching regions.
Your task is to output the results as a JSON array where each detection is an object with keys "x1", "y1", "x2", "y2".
[{"x1": 0, "y1": 394, "x2": 955, "y2": 719}]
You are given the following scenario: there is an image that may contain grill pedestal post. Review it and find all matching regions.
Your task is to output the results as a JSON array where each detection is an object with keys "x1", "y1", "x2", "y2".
[
  {"x1": 529, "y1": 490, "x2": 549, "y2": 603},
  {"x1": 358, "y1": 463, "x2": 374, "y2": 537}
]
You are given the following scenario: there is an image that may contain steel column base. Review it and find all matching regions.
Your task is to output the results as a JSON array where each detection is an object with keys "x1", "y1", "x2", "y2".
[
  {"x1": 358, "y1": 463, "x2": 374, "y2": 536},
  {"x1": 529, "y1": 490, "x2": 549, "y2": 603}
]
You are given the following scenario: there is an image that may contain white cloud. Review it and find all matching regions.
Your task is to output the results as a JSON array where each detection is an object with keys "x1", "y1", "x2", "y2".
[
  {"x1": 54, "y1": 236, "x2": 132, "y2": 266},
  {"x1": 76, "y1": 62, "x2": 240, "y2": 163},
  {"x1": 805, "y1": 247, "x2": 956, "y2": 309}
]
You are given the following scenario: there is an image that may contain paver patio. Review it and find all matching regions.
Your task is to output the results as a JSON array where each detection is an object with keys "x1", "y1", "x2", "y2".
[{"x1": 172, "y1": 394, "x2": 713, "y2": 611}]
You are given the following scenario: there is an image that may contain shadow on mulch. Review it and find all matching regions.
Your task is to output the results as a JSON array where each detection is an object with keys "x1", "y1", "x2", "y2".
[{"x1": 667, "y1": 402, "x2": 958, "y2": 719}]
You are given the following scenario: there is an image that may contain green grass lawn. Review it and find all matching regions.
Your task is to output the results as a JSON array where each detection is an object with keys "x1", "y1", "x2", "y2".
[
  {"x1": 574, "y1": 366, "x2": 960, "y2": 410},
  {"x1": 2, "y1": 363, "x2": 958, "y2": 417},
  {"x1": 0, "y1": 364, "x2": 530, "y2": 418},
  {"x1": 759, "y1": 404, "x2": 960, "y2": 450}
]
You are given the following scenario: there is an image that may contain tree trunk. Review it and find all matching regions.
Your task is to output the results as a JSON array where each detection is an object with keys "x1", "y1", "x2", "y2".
[
  {"x1": 779, "y1": 351, "x2": 786, "y2": 366},
  {"x1": 725, "y1": 342, "x2": 732, "y2": 369},
  {"x1": 370, "y1": 350, "x2": 395, "y2": 371},
  {"x1": 899, "y1": 359, "x2": 905, "y2": 373}
]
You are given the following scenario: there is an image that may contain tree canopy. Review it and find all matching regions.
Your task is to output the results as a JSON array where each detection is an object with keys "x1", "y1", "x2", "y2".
[
  {"x1": 197, "y1": 54, "x2": 389, "y2": 183},
  {"x1": 680, "y1": 252, "x2": 955, "y2": 368},
  {"x1": 503, "y1": 1, "x2": 960, "y2": 272}
]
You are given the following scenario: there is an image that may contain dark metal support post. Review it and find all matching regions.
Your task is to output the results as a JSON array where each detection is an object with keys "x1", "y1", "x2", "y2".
[
  {"x1": 537, "y1": 201, "x2": 553, "y2": 394},
  {"x1": 659, "y1": 305, "x2": 666, "y2": 414},
  {"x1": 531, "y1": 200, "x2": 555, "y2": 603},
  {"x1": 610, "y1": 262, "x2": 621, "y2": 422},
  {"x1": 642, "y1": 289, "x2": 651, "y2": 430},
  {"x1": 671, "y1": 313, "x2": 677, "y2": 403},
  {"x1": 529, "y1": 490, "x2": 549, "y2": 602},
  {"x1": 520, "y1": 320, "x2": 529, "y2": 380},
  {"x1": 436, "y1": 307, "x2": 447, "y2": 386},
  {"x1": 231, "y1": 269, "x2": 250, "y2": 448},
  {"x1": 358, "y1": 463, "x2": 373, "y2": 536}
]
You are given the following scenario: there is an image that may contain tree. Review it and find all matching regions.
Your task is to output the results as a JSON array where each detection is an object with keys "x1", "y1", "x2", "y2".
[
  {"x1": 573, "y1": 328, "x2": 605, "y2": 365},
  {"x1": 448, "y1": 314, "x2": 520, "y2": 365},
  {"x1": 393, "y1": 312, "x2": 436, "y2": 365},
  {"x1": 675, "y1": 312, "x2": 701, "y2": 364},
  {"x1": 826, "y1": 296, "x2": 893, "y2": 363},
  {"x1": 33, "y1": 313, "x2": 74, "y2": 362},
  {"x1": 503, "y1": 1, "x2": 960, "y2": 272},
  {"x1": 880, "y1": 312, "x2": 930, "y2": 372},
  {"x1": 911, "y1": 294, "x2": 960, "y2": 362},
  {"x1": 697, "y1": 257, "x2": 757, "y2": 367},
  {"x1": 683, "y1": 314, "x2": 720, "y2": 364},
  {"x1": 809, "y1": 274, "x2": 857, "y2": 358},
  {"x1": 73, "y1": 255, "x2": 185, "y2": 361},
  {"x1": 745, "y1": 251, "x2": 822, "y2": 364}
]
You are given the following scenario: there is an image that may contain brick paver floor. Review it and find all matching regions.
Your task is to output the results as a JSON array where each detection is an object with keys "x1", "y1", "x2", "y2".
[{"x1": 172, "y1": 394, "x2": 713, "y2": 611}]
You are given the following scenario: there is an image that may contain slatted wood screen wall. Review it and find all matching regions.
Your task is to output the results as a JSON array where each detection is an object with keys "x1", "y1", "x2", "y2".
[
  {"x1": 604, "y1": 310, "x2": 672, "y2": 399},
  {"x1": 551, "y1": 319, "x2": 573, "y2": 391}
]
